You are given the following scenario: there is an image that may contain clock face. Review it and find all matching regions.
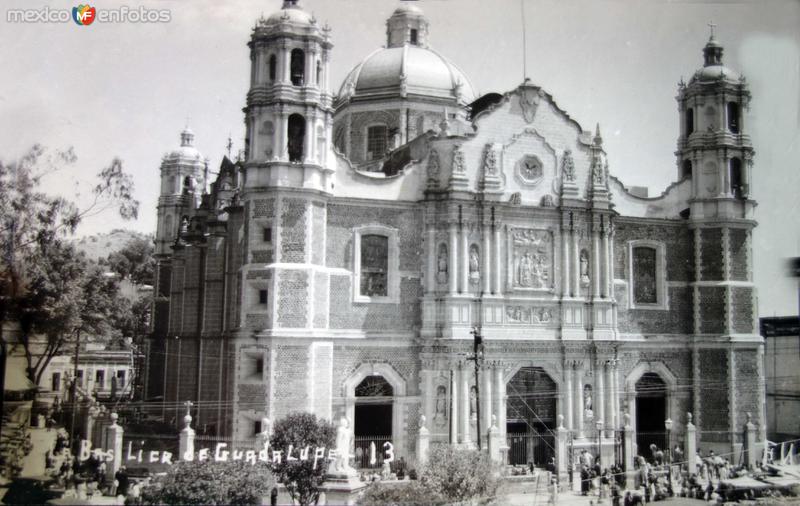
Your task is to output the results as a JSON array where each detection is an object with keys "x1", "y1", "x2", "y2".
[{"x1": 518, "y1": 155, "x2": 543, "y2": 184}]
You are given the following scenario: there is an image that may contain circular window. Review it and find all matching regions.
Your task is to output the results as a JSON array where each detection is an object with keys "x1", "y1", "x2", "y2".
[{"x1": 517, "y1": 155, "x2": 543, "y2": 184}]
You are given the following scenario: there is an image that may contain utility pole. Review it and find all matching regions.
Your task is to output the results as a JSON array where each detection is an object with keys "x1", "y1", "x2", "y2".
[{"x1": 469, "y1": 325, "x2": 485, "y2": 449}]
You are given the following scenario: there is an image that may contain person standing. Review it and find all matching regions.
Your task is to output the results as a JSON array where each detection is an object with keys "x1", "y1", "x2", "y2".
[{"x1": 115, "y1": 466, "x2": 129, "y2": 497}]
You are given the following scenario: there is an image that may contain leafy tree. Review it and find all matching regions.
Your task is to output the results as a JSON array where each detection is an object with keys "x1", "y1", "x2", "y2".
[
  {"x1": 140, "y1": 460, "x2": 275, "y2": 505},
  {"x1": 418, "y1": 446, "x2": 499, "y2": 502},
  {"x1": 270, "y1": 412, "x2": 336, "y2": 506},
  {"x1": 104, "y1": 236, "x2": 155, "y2": 286}
]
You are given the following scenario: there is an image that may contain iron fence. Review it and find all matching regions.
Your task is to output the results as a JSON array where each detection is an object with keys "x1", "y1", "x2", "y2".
[
  {"x1": 353, "y1": 435, "x2": 391, "y2": 469},
  {"x1": 506, "y1": 431, "x2": 554, "y2": 467}
]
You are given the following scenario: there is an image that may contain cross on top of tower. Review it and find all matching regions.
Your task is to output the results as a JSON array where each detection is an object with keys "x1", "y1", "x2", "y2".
[{"x1": 707, "y1": 21, "x2": 717, "y2": 40}]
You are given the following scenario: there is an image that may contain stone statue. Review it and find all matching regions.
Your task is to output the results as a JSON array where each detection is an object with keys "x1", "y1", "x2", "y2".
[
  {"x1": 333, "y1": 417, "x2": 355, "y2": 475},
  {"x1": 434, "y1": 385, "x2": 447, "y2": 427},
  {"x1": 518, "y1": 253, "x2": 533, "y2": 287},
  {"x1": 436, "y1": 245, "x2": 448, "y2": 285},
  {"x1": 257, "y1": 417, "x2": 271, "y2": 450},
  {"x1": 468, "y1": 246, "x2": 480, "y2": 284},
  {"x1": 583, "y1": 385, "x2": 594, "y2": 420},
  {"x1": 451, "y1": 144, "x2": 466, "y2": 174},
  {"x1": 427, "y1": 148, "x2": 440, "y2": 184},
  {"x1": 580, "y1": 250, "x2": 590, "y2": 285},
  {"x1": 483, "y1": 144, "x2": 498, "y2": 176},
  {"x1": 469, "y1": 385, "x2": 477, "y2": 419},
  {"x1": 561, "y1": 149, "x2": 575, "y2": 182}
]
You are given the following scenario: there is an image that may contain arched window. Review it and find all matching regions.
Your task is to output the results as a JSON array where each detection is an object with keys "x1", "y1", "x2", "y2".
[
  {"x1": 366, "y1": 124, "x2": 388, "y2": 161},
  {"x1": 682, "y1": 159, "x2": 692, "y2": 179},
  {"x1": 409, "y1": 29, "x2": 418, "y2": 45},
  {"x1": 704, "y1": 106, "x2": 716, "y2": 131},
  {"x1": 632, "y1": 246, "x2": 657, "y2": 304},
  {"x1": 685, "y1": 108, "x2": 694, "y2": 135},
  {"x1": 727, "y1": 102, "x2": 740, "y2": 133},
  {"x1": 268, "y1": 54, "x2": 277, "y2": 81},
  {"x1": 360, "y1": 234, "x2": 388, "y2": 297},
  {"x1": 287, "y1": 114, "x2": 305, "y2": 162},
  {"x1": 730, "y1": 157, "x2": 743, "y2": 198},
  {"x1": 316, "y1": 60, "x2": 322, "y2": 85},
  {"x1": 290, "y1": 48, "x2": 305, "y2": 86},
  {"x1": 182, "y1": 175, "x2": 193, "y2": 195}
]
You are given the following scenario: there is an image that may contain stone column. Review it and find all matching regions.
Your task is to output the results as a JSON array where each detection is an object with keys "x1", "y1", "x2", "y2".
[
  {"x1": 281, "y1": 45, "x2": 291, "y2": 83},
  {"x1": 399, "y1": 107, "x2": 408, "y2": 145},
  {"x1": 450, "y1": 370, "x2": 458, "y2": 444},
  {"x1": 612, "y1": 360, "x2": 620, "y2": 432},
  {"x1": 426, "y1": 228, "x2": 436, "y2": 294},
  {"x1": 602, "y1": 227, "x2": 610, "y2": 298},
  {"x1": 277, "y1": 111, "x2": 288, "y2": 161},
  {"x1": 556, "y1": 414, "x2": 569, "y2": 485},
  {"x1": 488, "y1": 418, "x2": 502, "y2": 463},
  {"x1": 304, "y1": 114, "x2": 315, "y2": 163},
  {"x1": 494, "y1": 366, "x2": 507, "y2": 442},
  {"x1": 605, "y1": 361, "x2": 614, "y2": 437},
  {"x1": 623, "y1": 413, "x2": 635, "y2": 490},
  {"x1": 344, "y1": 113, "x2": 352, "y2": 159},
  {"x1": 572, "y1": 231, "x2": 580, "y2": 296},
  {"x1": 574, "y1": 364, "x2": 584, "y2": 438},
  {"x1": 494, "y1": 226, "x2": 502, "y2": 295},
  {"x1": 449, "y1": 224, "x2": 458, "y2": 295},
  {"x1": 422, "y1": 369, "x2": 434, "y2": 423},
  {"x1": 306, "y1": 49, "x2": 316, "y2": 88},
  {"x1": 460, "y1": 225, "x2": 469, "y2": 293},
  {"x1": 460, "y1": 365, "x2": 470, "y2": 445},
  {"x1": 562, "y1": 229, "x2": 571, "y2": 297},
  {"x1": 103, "y1": 413, "x2": 123, "y2": 484},
  {"x1": 593, "y1": 229, "x2": 601, "y2": 299},
  {"x1": 596, "y1": 362, "x2": 605, "y2": 432},
  {"x1": 483, "y1": 224, "x2": 492, "y2": 293},
  {"x1": 685, "y1": 412, "x2": 697, "y2": 474},
  {"x1": 744, "y1": 412, "x2": 757, "y2": 469},
  {"x1": 565, "y1": 363, "x2": 574, "y2": 430},
  {"x1": 482, "y1": 365, "x2": 492, "y2": 441}
]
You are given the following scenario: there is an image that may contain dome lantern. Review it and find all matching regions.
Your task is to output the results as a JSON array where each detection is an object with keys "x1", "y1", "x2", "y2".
[{"x1": 386, "y1": 3, "x2": 429, "y2": 48}]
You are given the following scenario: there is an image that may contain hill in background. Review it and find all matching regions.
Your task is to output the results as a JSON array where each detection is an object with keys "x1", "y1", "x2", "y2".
[{"x1": 72, "y1": 229, "x2": 153, "y2": 261}]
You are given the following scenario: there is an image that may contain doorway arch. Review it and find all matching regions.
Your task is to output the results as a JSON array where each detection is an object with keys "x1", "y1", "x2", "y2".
[
  {"x1": 505, "y1": 366, "x2": 558, "y2": 466},
  {"x1": 626, "y1": 362, "x2": 676, "y2": 462}
]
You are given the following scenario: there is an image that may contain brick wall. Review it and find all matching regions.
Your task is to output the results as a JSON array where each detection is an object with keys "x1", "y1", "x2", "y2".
[
  {"x1": 280, "y1": 198, "x2": 308, "y2": 263},
  {"x1": 616, "y1": 285, "x2": 693, "y2": 335},
  {"x1": 613, "y1": 221, "x2": 693, "y2": 282},
  {"x1": 733, "y1": 349, "x2": 760, "y2": 429},
  {"x1": 699, "y1": 287, "x2": 726, "y2": 334},
  {"x1": 700, "y1": 228, "x2": 723, "y2": 280},
  {"x1": 277, "y1": 270, "x2": 309, "y2": 328},
  {"x1": 728, "y1": 229, "x2": 748, "y2": 281},
  {"x1": 698, "y1": 348, "x2": 729, "y2": 441},
  {"x1": 732, "y1": 287, "x2": 754, "y2": 334}
]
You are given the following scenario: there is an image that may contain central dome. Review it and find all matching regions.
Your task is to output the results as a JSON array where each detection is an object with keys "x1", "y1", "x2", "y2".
[{"x1": 337, "y1": 45, "x2": 477, "y2": 106}]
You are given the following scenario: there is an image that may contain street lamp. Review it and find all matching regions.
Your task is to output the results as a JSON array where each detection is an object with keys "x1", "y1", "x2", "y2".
[{"x1": 664, "y1": 418, "x2": 673, "y2": 496}]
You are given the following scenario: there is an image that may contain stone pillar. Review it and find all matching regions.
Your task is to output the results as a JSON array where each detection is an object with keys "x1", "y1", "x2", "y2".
[
  {"x1": 623, "y1": 413, "x2": 635, "y2": 490},
  {"x1": 556, "y1": 414, "x2": 569, "y2": 485},
  {"x1": 493, "y1": 225, "x2": 502, "y2": 295},
  {"x1": 744, "y1": 412, "x2": 757, "y2": 469},
  {"x1": 565, "y1": 363, "x2": 574, "y2": 430},
  {"x1": 399, "y1": 107, "x2": 408, "y2": 145},
  {"x1": 426, "y1": 229, "x2": 436, "y2": 294},
  {"x1": 562, "y1": 229, "x2": 571, "y2": 297},
  {"x1": 449, "y1": 225, "x2": 458, "y2": 295},
  {"x1": 495, "y1": 367, "x2": 507, "y2": 443},
  {"x1": 574, "y1": 364, "x2": 584, "y2": 438},
  {"x1": 306, "y1": 49, "x2": 316, "y2": 88},
  {"x1": 344, "y1": 113, "x2": 352, "y2": 159},
  {"x1": 450, "y1": 370, "x2": 458, "y2": 444},
  {"x1": 305, "y1": 115, "x2": 315, "y2": 163},
  {"x1": 277, "y1": 110, "x2": 288, "y2": 161},
  {"x1": 482, "y1": 365, "x2": 492, "y2": 440},
  {"x1": 605, "y1": 361, "x2": 614, "y2": 437},
  {"x1": 422, "y1": 369, "x2": 434, "y2": 423},
  {"x1": 103, "y1": 413, "x2": 123, "y2": 483},
  {"x1": 460, "y1": 365, "x2": 470, "y2": 445},
  {"x1": 417, "y1": 418, "x2": 430, "y2": 465},
  {"x1": 685, "y1": 412, "x2": 697, "y2": 474},
  {"x1": 612, "y1": 360, "x2": 620, "y2": 432},
  {"x1": 572, "y1": 230, "x2": 580, "y2": 296},
  {"x1": 597, "y1": 361, "x2": 605, "y2": 433},
  {"x1": 460, "y1": 225, "x2": 469, "y2": 294},
  {"x1": 593, "y1": 229, "x2": 601, "y2": 299},
  {"x1": 281, "y1": 45, "x2": 291, "y2": 83},
  {"x1": 483, "y1": 224, "x2": 492, "y2": 293},
  {"x1": 602, "y1": 227, "x2": 610, "y2": 298},
  {"x1": 179, "y1": 413, "x2": 195, "y2": 461}
]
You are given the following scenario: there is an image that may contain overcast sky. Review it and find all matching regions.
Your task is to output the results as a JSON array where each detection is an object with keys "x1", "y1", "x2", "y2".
[{"x1": 1, "y1": 0, "x2": 798, "y2": 317}]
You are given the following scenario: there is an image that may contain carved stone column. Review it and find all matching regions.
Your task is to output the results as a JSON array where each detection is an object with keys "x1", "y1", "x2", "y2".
[
  {"x1": 574, "y1": 363, "x2": 584, "y2": 438},
  {"x1": 572, "y1": 230, "x2": 580, "y2": 296},
  {"x1": 602, "y1": 226, "x2": 610, "y2": 298},
  {"x1": 426, "y1": 227, "x2": 436, "y2": 294},
  {"x1": 482, "y1": 365, "x2": 492, "y2": 440},
  {"x1": 450, "y1": 369, "x2": 458, "y2": 444},
  {"x1": 494, "y1": 225, "x2": 502, "y2": 295},
  {"x1": 494, "y1": 365, "x2": 507, "y2": 443},
  {"x1": 281, "y1": 44, "x2": 291, "y2": 83},
  {"x1": 276, "y1": 110, "x2": 288, "y2": 161},
  {"x1": 483, "y1": 223, "x2": 492, "y2": 293},
  {"x1": 605, "y1": 361, "x2": 614, "y2": 436},
  {"x1": 565, "y1": 362, "x2": 574, "y2": 431},
  {"x1": 593, "y1": 227, "x2": 601, "y2": 299},
  {"x1": 304, "y1": 114, "x2": 315, "y2": 163},
  {"x1": 460, "y1": 224, "x2": 469, "y2": 293},
  {"x1": 597, "y1": 360, "x2": 605, "y2": 431},
  {"x1": 460, "y1": 364, "x2": 470, "y2": 445},
  {"x1": 449, "y1": 224, "x2": 458, "y2": 295}
]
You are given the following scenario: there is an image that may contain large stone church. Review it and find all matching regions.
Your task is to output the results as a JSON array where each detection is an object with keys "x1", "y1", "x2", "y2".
[{"x1": 147, "y1": 0, "x2": 764, "y2": 466}]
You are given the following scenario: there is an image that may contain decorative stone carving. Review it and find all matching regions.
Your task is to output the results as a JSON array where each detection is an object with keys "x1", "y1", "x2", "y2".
[
  {"x1": 511, "y1": 229, "x2": 552, "y2": 289},
  {"x1": 520, "y1": 86, "x2": 544, "y2": 123},
  {"x1": 505, "y1": 306, "x2": 554, "y2": 324},
  {"x1": 426, "y1": 148, "x2": 440, "y2": 186},
  {"x1": 451, "y1": 144, "x2": 466, "y2": 174},
  {"x1": 470, "y1": 385, "x2": 478, "y2": 420},
  {"x1": 561, "y1": 149, "x2": 575, "y2": 183},
  {"x1": 583, "y1": 384, "x2": 594, "y2": 420},
  {"x1": 592, "y1": 158, "x2": 607, "y2": 187},
  {"x1": 483, "y1": 144, "x2": 498, "y2": 176},
  {"x1": 517, "y1": 155, "x2": 543, "y2": 185},
  {"x1": 509, "y1": 192, "x2": 522, "y2": 206},
  {"x1": 580, "y1": 249, "x2": 590, "y2": 285},
  {"x1": 541, "y1": 195, "x2": 554, "y2": 207},
  {"x1": 434, "y1": 384, "x2": 447, "y2": 428},
  {"x1": 436, "y1": 243, "x2": 448, "y2": 285},
  {"x1": 468, "y1": 244, "x2": 480, "y2": 285}
]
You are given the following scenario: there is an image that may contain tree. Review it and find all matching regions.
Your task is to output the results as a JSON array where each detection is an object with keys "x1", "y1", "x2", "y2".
[
  {"x1": 140, "y1": 460, "x2": 275, "y2": 505},
  {"x1": 417, "y1": 446, "x2": 499, "y2": 502},
  {"x1": 104, "y1": 236, "x2": 155, "y2": 286},
  {"x1": 270, "y1": 412, "x2": 336, "y2": 506}
]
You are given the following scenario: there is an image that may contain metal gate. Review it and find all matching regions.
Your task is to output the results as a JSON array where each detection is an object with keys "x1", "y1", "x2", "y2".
[
  {"x1": 353, "y1": 435, "x2": 391, "y2": 469},
  {"x1": 614, "y1": 429, "x2": 625, "y2": 467},
  {"x1": 506, "y1": 431, "x2": 555, "y2": 467},
  {"x1": 636, "y1": 431, "x2": 667, "y2": 462}
]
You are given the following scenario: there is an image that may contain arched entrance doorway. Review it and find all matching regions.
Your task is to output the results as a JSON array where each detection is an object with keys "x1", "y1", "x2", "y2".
[
  {"x1": 635, "y1": 372, "x2": 667, "y2": 461},
  {"x1": 506, "y1": 367, "x2": 557, "y2": 466},
  {"x1": 353, "y1": 375, "x2": 393, "y2": 468}
]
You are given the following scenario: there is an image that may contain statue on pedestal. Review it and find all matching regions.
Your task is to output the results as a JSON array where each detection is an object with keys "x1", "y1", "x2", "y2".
[{"x1": 332, "y1": 417, "x2": 356, "y2": 476}]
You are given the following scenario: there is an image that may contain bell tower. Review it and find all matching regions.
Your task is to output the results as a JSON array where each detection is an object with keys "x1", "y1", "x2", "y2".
[{"x1": 675, "y1": 26, "x2": 755, "y2": 220}]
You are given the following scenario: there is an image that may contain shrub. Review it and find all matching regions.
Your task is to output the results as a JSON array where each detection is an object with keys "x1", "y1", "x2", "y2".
[
  {"x1": 358, "y1": 480, "x2": 444, "y2": 506},
  {"x1": 270, "y1": 412, "x2": 336, "y2": 506},
  {"x1": 140, "y1": 460, "x2": 274, "y2": 505},
  {"x1": 419, "y1": 446, "x2": 499, "y2": 502}
]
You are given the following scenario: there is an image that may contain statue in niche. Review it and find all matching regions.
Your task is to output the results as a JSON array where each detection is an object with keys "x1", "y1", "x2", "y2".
[
  {"x1": 520, "y1": 86, "x2": 544, "y2": 123},
  {"x1": 436, "y1": 244, "x2": 448, "y2": 285},
  {"x1": 451, "y1": 144, "x2": 466, "y2": 174},
  {"x1": 469, "y1": 385, "x2": 478, "y2": 419},
  {"x1": 580, "y1": 249, "x2": 590, "y2": 285},
  {"x1": 179, "y1": 216, "x2": 189, "y2": 236},
  {"x1": 468, "y1": 245, "x2": 480, "y2": 285},
  {"x1": 434, "y1": 385, "x2": 447, "y2": 427},
  {"x1": 483, "y1": 144, "x2": 498, "y2": 176},
  {"x1": 427, "y1": 148, "x2": 440, "y2": 184},
  {"x1": 533, "y1": 308, "x2": 552, "y2": 324},
  {"x1": 561, "y1": 149, "x2": 575, "y2": 183},
  {"x1": 583, "y1": 384, "x2": 594, "y2": 420}
]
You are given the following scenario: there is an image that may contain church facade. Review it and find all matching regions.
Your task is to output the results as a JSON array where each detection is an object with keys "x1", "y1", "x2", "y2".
[{"x1": 148, "y1": 1, "x2": 764, "y2": 466}]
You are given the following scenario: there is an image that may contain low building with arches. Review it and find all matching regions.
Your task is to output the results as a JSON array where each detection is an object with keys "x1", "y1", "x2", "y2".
[{"x1": 147, "y1": 0, "x2": 764, "y2": 470}]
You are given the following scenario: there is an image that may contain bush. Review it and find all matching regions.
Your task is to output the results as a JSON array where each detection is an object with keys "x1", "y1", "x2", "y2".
[
  {"x1": 140, "y1": 460, "x2": 274, "y2": 505},
  {"x1": 419, "y1": 446, "x2": 499, "y2": 502},
  {"x1": 270, "y1": 412, "x2": 335, "y2": 506},
  {"x1": 358, "y1": 481, "x2": 444, "y2": 506}
]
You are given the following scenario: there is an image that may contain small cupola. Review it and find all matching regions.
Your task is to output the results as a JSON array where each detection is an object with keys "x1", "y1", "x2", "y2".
[{"x1": 386, "y1": 4, "x2": 429, "y2": 48}]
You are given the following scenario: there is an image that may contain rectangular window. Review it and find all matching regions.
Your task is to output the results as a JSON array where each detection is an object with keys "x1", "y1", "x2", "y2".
[
  {"x1": 409, "y1": 29, "x2": 418, "y2": 45},
  {"x1": 632, "y1": 247, "x2": 658, "y2": 304},
  {"x1": 259, "y1": 289, "x2": 268, "y2": 304},
  {"x1": 254, "y1": 420, "x2": 262, "y2": 435},
  {"x1": 256, "y1": 357, "x2": 264, "y2": 374},
  {"x1": 116, "y1": 370, "x2": 126, "y2": 388},
  {"x1": 366, "y1": 125, "x2": 388, "y2": 161},
  {"x1": 95, "y1": 370, "x2": 105, "y2": 389},
  {"x1": 262, "y1": 227, "x2": 272, "y2": 243},
  {"x1": 51, "y1": 372, "x2": 61, "y2": 392},
  {"x1": 360, "y1": 234, "x2": 388, "y2": 297}
]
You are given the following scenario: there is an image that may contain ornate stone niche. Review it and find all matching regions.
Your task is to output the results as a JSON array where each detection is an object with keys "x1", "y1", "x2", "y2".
[{"x1": 507, "y1": 228, "x2": 554, "y2": 291}]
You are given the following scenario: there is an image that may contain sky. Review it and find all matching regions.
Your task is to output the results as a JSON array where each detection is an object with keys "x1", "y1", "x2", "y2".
[{"x1": 0, "y1": 0, "x2": 798, "y2": 317}]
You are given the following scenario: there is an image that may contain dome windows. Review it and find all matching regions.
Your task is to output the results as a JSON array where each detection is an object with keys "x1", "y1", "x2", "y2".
[
  {"x1": 727, "y1": 102, "x2": 740, "y2": 133},
  {"x1": 409, "y1": 28, "x2": 418, "y2": 45},
  {"x1": 288, "y1": 114, "x2": 305, "y2": 162},
  {"x1": 290, "y1": 48, "x2": 305, "y2": 86},
  {"x1": 366, "y1": 124, "x2": 388, "y2": 161},
  {"x1": 269, "y1": 54, "x2": 277, "y2": 82},
  {"x1": 682, "y1": 160, "x2": 693, "y2": 179},
  {"x1": 685, "y1": 108, "x2": 694, "y2": 136},
  {"x1": 730, "y1": 157, "x2": 744, "y2": 198}
]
